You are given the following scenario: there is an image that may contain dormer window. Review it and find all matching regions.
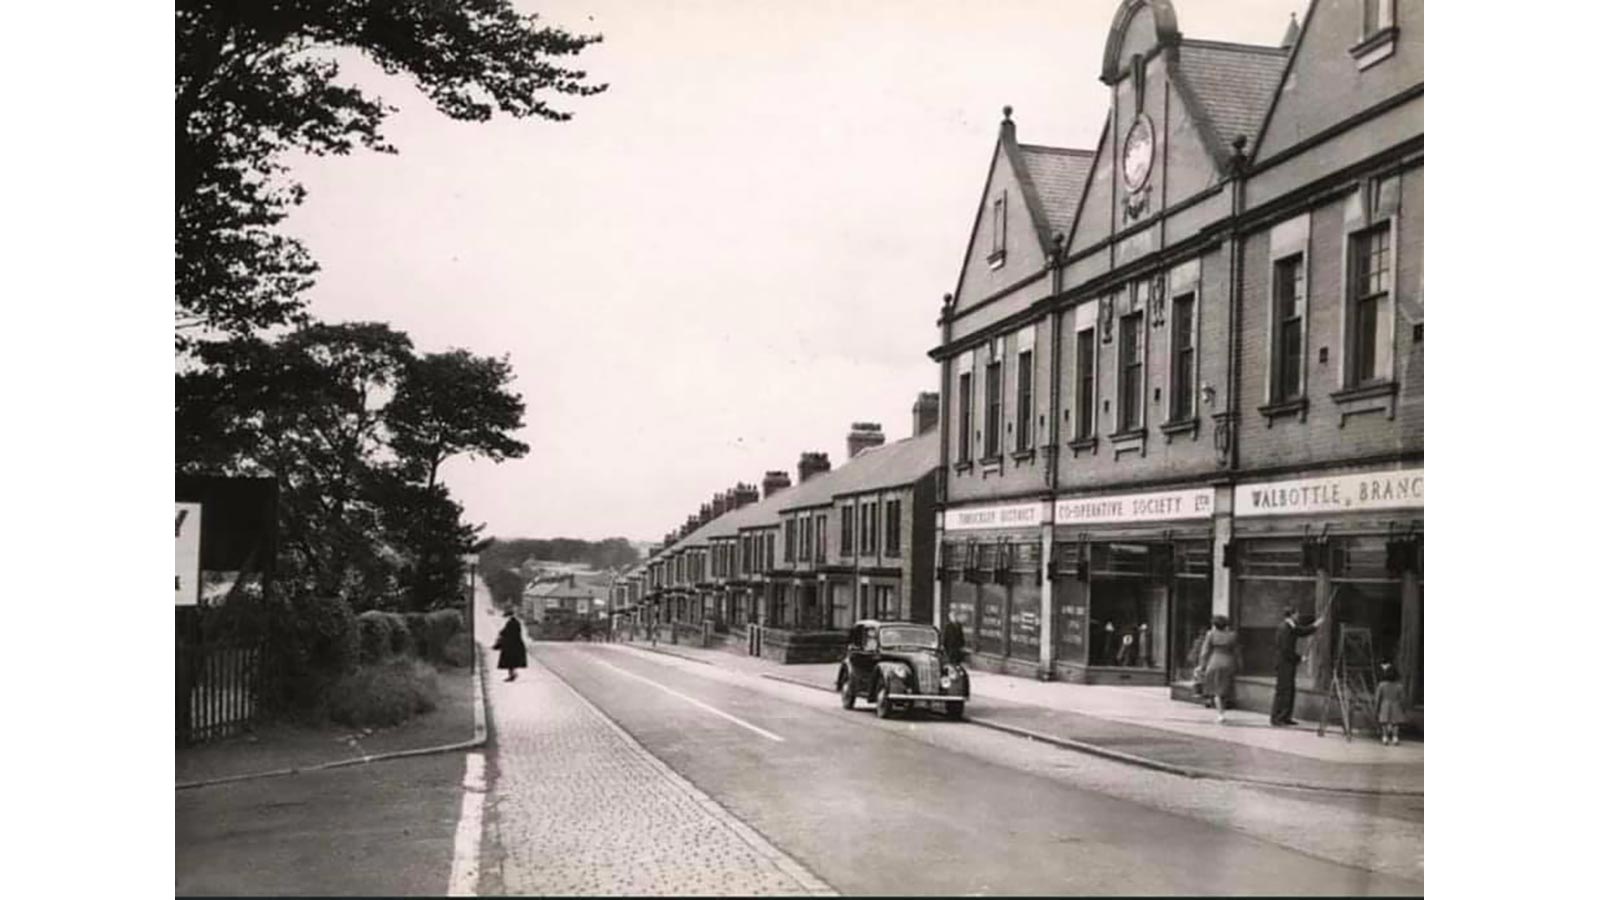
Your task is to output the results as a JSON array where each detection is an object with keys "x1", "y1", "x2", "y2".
[
  {"x1": 1351, "y1": 0, "x2": 1398, "y2": 69},
  {"x1": 988, "y1": 191, "x2": 1008, "y2": 268}
]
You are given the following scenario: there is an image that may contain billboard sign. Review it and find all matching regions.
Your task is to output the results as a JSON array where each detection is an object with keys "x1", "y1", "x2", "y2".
[{"x1": 176, "y1": 502, "x2": 202, "y2": 606}]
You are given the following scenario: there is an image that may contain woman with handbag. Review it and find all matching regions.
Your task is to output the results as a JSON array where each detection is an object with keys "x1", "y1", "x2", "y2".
[{"x1": 494, "y1": 608, "x2": 529, "y2": 682}]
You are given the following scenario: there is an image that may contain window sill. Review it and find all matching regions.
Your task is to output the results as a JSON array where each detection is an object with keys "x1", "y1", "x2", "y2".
[
  {"x1": 1349, "y1": 26, "x2": 1398, "y2": 70},
  {"x1": 1331, "y1": 380, "x2": 1398, "y2": 426},
  {"x1": 954, "y1": 460, "x2": 974, "y2": 474},
  {"x1": 1067, "y1": 435, "x2": 1098, "y2": 458},
  {"x1": 979, "y1": 455, "x2": 1004, "y2": 477},
  {"x1": 1011, "y1": 448, "x2": 1036, "y2": 463},
  {"x1": 1257, "y1": 396, "x2": 1308, "y2": 428},
  {"x1": 1109, "y1": 427, "x2": 1147, "y2": 459},
  {"x1": 987, "y1": 249, "x2": 1007, "y2": 270},
  {"x1": 1160, "y1": 418, "x2": 1200, "y2": 443}
]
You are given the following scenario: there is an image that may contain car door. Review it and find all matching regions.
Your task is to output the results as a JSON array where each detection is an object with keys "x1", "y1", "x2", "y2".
[{"x1": 851, "y1": 625, "x2": 880, "y2": 692}]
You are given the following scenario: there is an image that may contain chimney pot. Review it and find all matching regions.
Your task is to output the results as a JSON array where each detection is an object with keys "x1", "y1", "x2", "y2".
[
  {"x1": 846, "y1": 422, "x2": 887, "y2": 459},
  {"x1": 762, "y1": 470, "x2": 792, "y2": 499},
  {"x1": 798, "y1": 452, "x2": 832, "y2": 482}
]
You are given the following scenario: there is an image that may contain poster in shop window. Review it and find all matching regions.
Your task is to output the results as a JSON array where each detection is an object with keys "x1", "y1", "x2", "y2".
[{"x1": 1009, "y1": 587, "x2": 1040, "y2": 657}]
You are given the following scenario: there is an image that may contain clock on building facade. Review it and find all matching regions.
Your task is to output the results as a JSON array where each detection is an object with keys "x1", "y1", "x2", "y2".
[{"x1": 1121, "y1": 114, "x2": 1155, "y2": 220}]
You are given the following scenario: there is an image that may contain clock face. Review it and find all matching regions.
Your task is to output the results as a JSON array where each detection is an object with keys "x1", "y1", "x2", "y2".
[{"x1": 1122, "y1": 115, "x2": 1154, "y2": 191}]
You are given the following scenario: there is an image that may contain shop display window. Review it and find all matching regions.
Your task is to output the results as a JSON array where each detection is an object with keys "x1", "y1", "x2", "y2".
[
  {"x1": 1085, "y1": 543, "x2": 1170, "y2": 669},
  {"x1": 946, "y1": 579, "x2": 977, "y2": 635},
  {"x1": 1052, "y1": 574, "x2": 1090, "y2": 665},
  {"x1": 1008, "y1": 582, "x2": 1041, "y2": 659},
  {"x1": 976, "y1": 581, "x2": 1007, "y2": 656}
]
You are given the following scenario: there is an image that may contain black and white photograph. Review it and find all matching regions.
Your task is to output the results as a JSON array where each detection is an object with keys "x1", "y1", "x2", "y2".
[
  {"x1": 161, "y1": 0, "x2": 1441, "y2": 895},
  {"x1": 21, "y1": 0, "x2": 1575, "y2": 894}
]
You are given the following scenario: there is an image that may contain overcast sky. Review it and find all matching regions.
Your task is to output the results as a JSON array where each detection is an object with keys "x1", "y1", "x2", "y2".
[{"x1": 284, "y1": 0, "x2": 1305, "y2": 544}]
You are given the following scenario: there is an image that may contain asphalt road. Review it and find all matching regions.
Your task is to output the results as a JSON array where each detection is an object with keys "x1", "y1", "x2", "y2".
[{"x1": 529, "y1": 643, "x2": 1421, "y2": 896}]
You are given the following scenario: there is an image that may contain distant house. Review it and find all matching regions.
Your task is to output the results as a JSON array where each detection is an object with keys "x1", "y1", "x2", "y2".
[{"x1": 521, "y1": 574, "x2": 600, "y2": 623}]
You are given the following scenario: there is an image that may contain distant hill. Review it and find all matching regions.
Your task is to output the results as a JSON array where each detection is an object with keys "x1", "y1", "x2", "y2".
[{"x1": 480, "y1": 537, "x2": 640, "y2": 578}]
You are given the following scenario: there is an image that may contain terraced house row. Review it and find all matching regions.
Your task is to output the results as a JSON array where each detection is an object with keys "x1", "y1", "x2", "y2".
[
  {"x1": 615, "y1": 0, "x2": 1422, "y2": 726},
  {"x1": 612, "y1": 400, "x2": 942, "y2": 663}
]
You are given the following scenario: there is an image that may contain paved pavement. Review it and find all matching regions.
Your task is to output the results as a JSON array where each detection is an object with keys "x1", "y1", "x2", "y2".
[
  {"x1": 625, "y1": 638, "x2": 1423, "y2": 795},
  {"x1": 479, "y1": 651, "x2": 833, "y2": 896}
]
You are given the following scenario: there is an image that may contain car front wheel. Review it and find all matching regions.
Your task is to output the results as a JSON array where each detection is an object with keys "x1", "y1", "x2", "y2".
[
  {"x1": 875, "y1": 681, "x2": 894, "y2": 719},
  {"x1": 840, "y1": 674, "x2": 857, "y2": 710}
]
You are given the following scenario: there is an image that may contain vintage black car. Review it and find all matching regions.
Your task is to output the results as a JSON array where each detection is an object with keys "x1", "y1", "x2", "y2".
[{"x1": 836, "y1": 620, "x2": 969, "y2": 719}]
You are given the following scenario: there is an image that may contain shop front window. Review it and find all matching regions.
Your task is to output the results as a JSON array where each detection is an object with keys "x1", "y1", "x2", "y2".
[
  {"x1": 977, "y1": 581, "x2": 1006, "y2": 657},
  {"x1": 945, "y1": 578, "x2": 977, "y2": 638},
  {"x1": 1008, "y1": 580, "x2": 1041, "y2": 661},
  {"x1": 1083, "y1": 543, "x2": 1169, "y2": 669},
  {"x1": 1053, "y1": 573, "x2": 1089, "y2": 665},
  {"x1": 1234, "y1": 535, "x2": 1411, "y2": 692}
]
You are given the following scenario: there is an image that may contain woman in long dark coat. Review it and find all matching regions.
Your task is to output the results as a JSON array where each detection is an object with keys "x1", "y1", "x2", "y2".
[{"x1": 494, "y1": 610, "x2": 528, "y2": 681}]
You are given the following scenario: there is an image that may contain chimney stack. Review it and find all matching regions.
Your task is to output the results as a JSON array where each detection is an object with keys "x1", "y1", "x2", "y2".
[
  {"x1": 711, "y1": 492, "x2": 728, "y2": 518},
  {"x1": 798, "y1": 452, "x2": 832, "y2": 483},
  {"x1": 733, "y1": 482, "x2": 760, "y2": 508},
  {"x1": 762, "y1": 470, "x2": 791, "y2": 499},
  {"x1": 913, "y1": 392, "x2": 940, "y2": 436},
  {"x1": 847, "y1": 422, "x2": 886, "y2": 458}
]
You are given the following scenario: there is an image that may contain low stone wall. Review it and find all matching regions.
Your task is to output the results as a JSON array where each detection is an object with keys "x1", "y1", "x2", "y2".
[{"x1": 756, "y1": 628, "x2": 849, "y2": 665}]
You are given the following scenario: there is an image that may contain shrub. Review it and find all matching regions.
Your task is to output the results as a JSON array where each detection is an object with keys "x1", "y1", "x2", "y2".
[
  {"x1": 263, "y1": 591, "x2": 360, "y2": 714},
  {"x1": 404, "y1": 612, "x2": 430, "y2": 658},
  {"x1": 441, "y1": 632, "x2": 475, "y2": 669},
  {"x1": 325, "y1": 659, "x2": 440, "y2": 728},
  {"x1": 356, "y1": 610, "x2": 397, "y2": 664},
  {"x1": 420, "y1": 609, "x2": 463, "y2": 660},
  {"x1": 387, "y1": 612, "x2": 413, "y2": 657}
]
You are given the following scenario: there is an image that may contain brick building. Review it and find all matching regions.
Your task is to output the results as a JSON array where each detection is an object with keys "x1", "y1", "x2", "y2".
[
  {"x1": 630, "y1": 396, "x2": 942, "y2": 664},
  {"x1": 931, "y1": 0, "x2": 1421, "y2": 725}
]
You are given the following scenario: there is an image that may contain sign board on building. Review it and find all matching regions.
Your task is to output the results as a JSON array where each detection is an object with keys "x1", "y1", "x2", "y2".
[
  {"x1": 176, "y1": 502, "x2": 202, "y2": 606},
  {"x1": 944, "y1": 501, "x2": 1048, "y2": 532},
  {"x1": 1053, "y1": 488, "x2": 1212, "y2": 526},
  {"x1": 1235, "y1": 468, "x2": 1423, "y2": 518}
]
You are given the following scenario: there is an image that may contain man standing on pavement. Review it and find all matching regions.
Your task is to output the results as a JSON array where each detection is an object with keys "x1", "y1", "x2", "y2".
[{"x1": 1271, "y1": 606, "x2": 1326, "y2": 726}]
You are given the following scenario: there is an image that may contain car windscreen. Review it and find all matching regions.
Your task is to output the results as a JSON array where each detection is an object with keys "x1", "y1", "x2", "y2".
[{"x1": 878, "y1": 625, "x2": 939, "y2": 649}]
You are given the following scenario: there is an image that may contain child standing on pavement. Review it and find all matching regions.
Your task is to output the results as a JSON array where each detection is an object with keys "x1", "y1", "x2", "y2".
[{"x1": 1375, "y1": 663, "x2": 1405, "y2": 745}]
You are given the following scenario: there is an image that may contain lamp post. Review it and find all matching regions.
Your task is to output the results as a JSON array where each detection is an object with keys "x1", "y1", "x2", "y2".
[{"x1": 464, "y1": 553, "x2": 480, "y2": 662}]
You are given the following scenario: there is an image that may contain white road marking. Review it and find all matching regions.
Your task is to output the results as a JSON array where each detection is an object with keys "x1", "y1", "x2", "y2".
[
  {"x1": 587, "y1": 654, "x2": 786, "y2": 742},
  {"x1": 447, "y1": 752, "x2": 487, "y2": 896}
]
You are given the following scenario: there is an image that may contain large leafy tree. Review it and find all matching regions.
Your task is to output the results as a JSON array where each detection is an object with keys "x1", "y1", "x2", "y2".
[
  {"x1": 175, "y1": 0, "x2": 605, "y2": 350},
  {"x1": 178, "y1": 323, "x2": 529, "y2": 610},
  {"x1": 387, "y1": 349, "x2": 530, "y2": 491}
]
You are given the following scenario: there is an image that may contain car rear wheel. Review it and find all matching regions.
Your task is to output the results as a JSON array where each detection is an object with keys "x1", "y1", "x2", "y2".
[
  {"x1": 875, "y1": 681, "x2": 894, "y2": 719},
  {"x1": 944, "y1": 701, "x2": 965, "y2": 720}
]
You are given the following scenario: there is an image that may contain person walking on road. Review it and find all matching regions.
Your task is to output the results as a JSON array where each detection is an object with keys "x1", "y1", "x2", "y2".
[
  {"x1": 1197, "y1": 615, "x2": 1241, "y2": 724},
  {"x1": 494, "y1": 608, "x2": 529, "y2": 682},
  {"x1": 1271, "y1": 607, "x2": 1326, "y2": 726}
]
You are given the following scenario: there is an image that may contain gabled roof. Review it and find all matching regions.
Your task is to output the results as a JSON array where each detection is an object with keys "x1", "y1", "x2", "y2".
[
  {"x1": 815, "y1": 431, "x2": 939, "y2": 500},
  {"x1": 1013, "y1": 145, "x2": 1095, "y2": 247},
  {"x1": 950, "y1": 113, "x2": 1094, "y2": 307},
  {"x1": 1170, "y1": 38, "x2": 1290, "y2": 165}
]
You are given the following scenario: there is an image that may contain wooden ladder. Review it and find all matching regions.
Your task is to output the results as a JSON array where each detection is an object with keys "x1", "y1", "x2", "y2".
[{"x1": 1318, "y1": 626, "x2": 1380, "y2": 741}]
